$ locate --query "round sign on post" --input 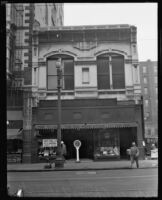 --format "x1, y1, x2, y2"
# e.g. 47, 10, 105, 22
73, 140, 81, 162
